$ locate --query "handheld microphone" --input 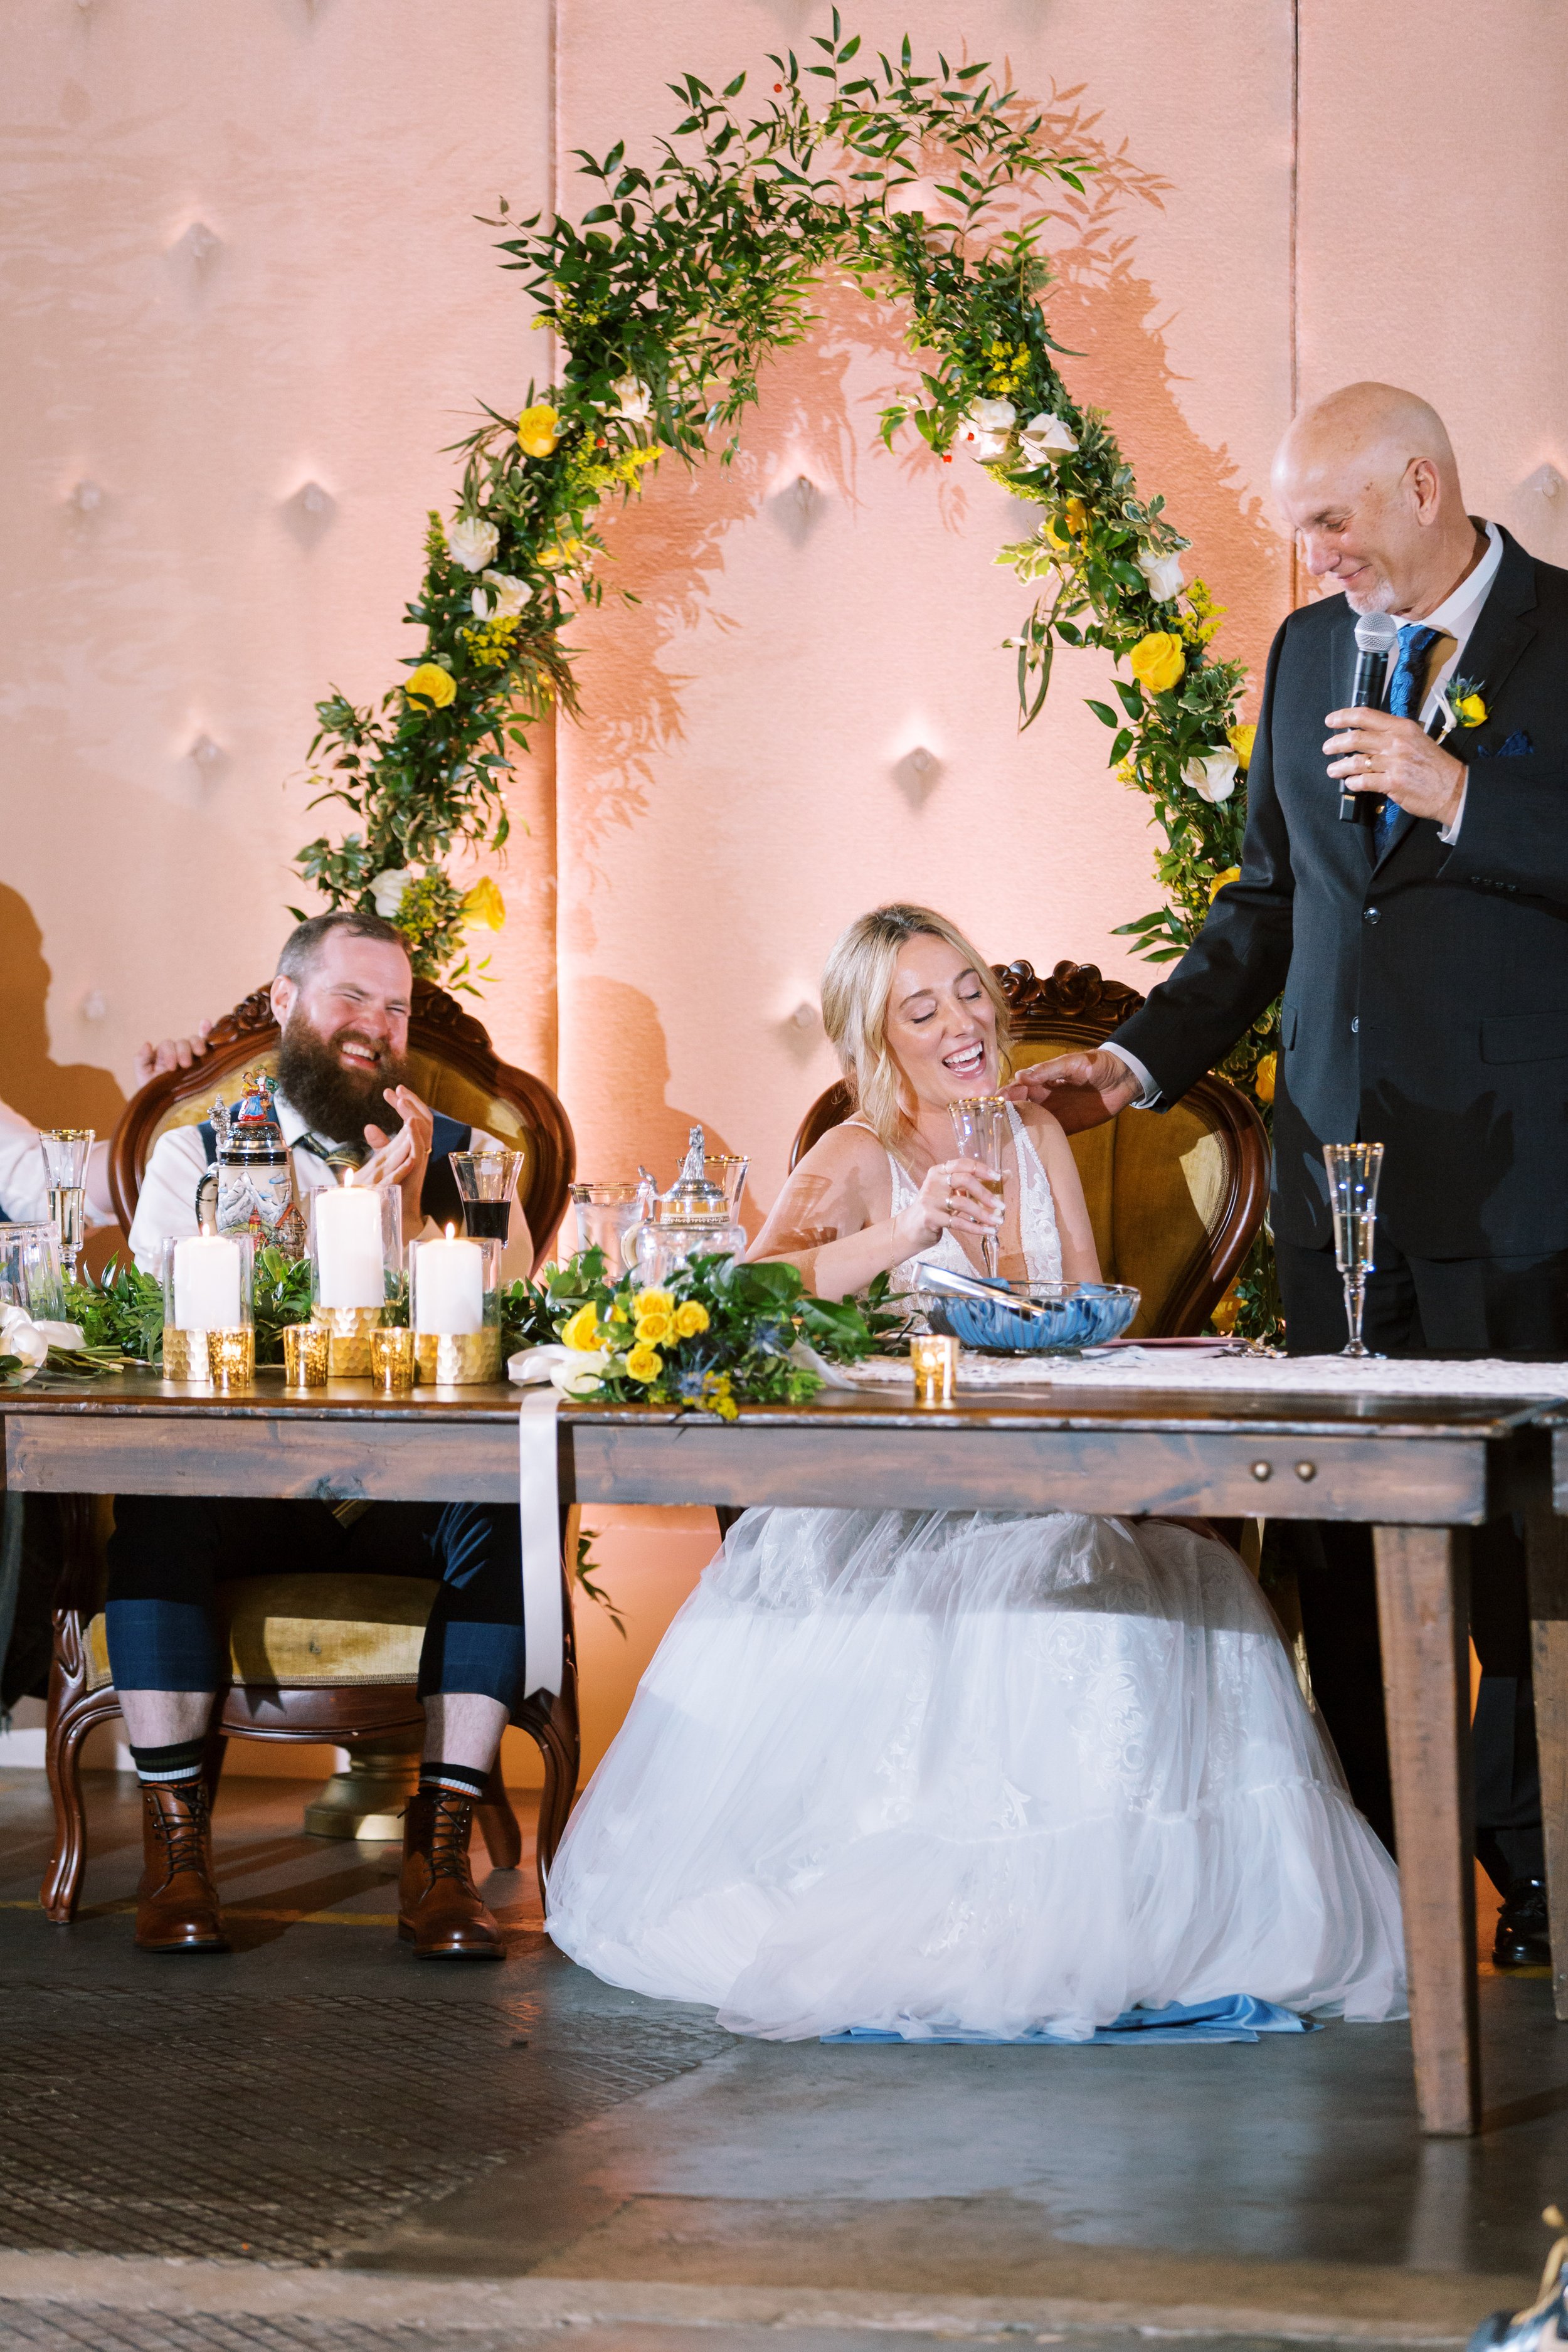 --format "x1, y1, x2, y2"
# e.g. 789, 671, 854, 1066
1337, 610, 1401, 825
